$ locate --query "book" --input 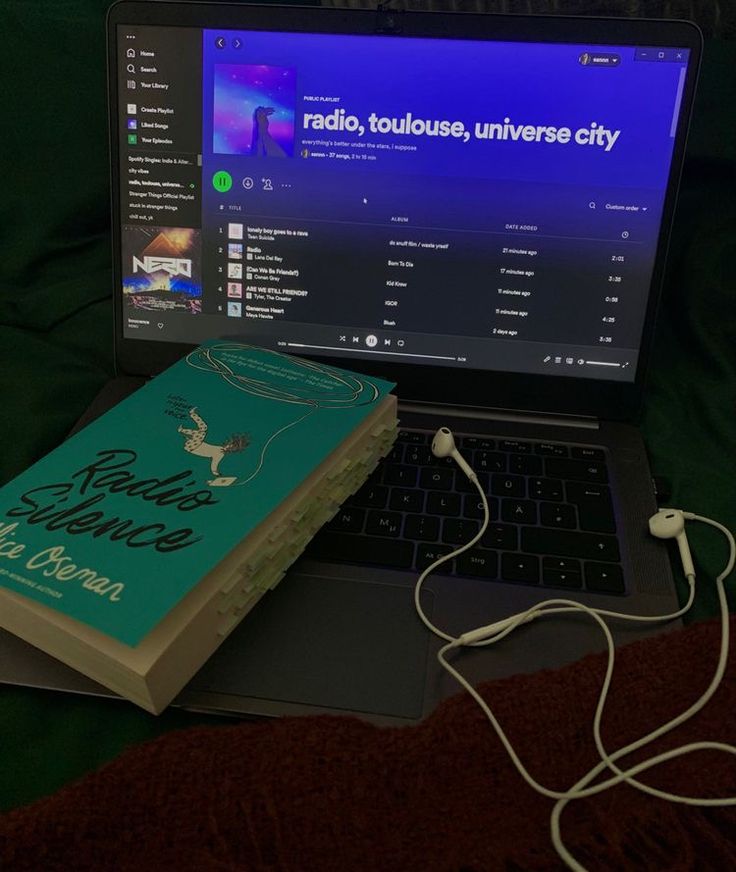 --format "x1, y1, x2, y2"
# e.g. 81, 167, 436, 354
0, 341, 397, 712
